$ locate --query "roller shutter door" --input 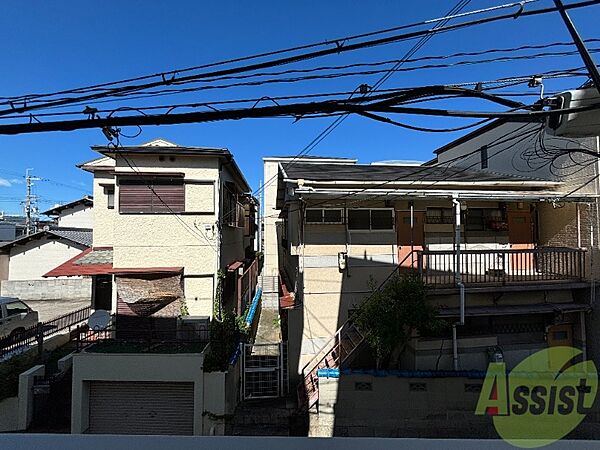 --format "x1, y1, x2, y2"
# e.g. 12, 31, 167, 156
88, 381, 194, 435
